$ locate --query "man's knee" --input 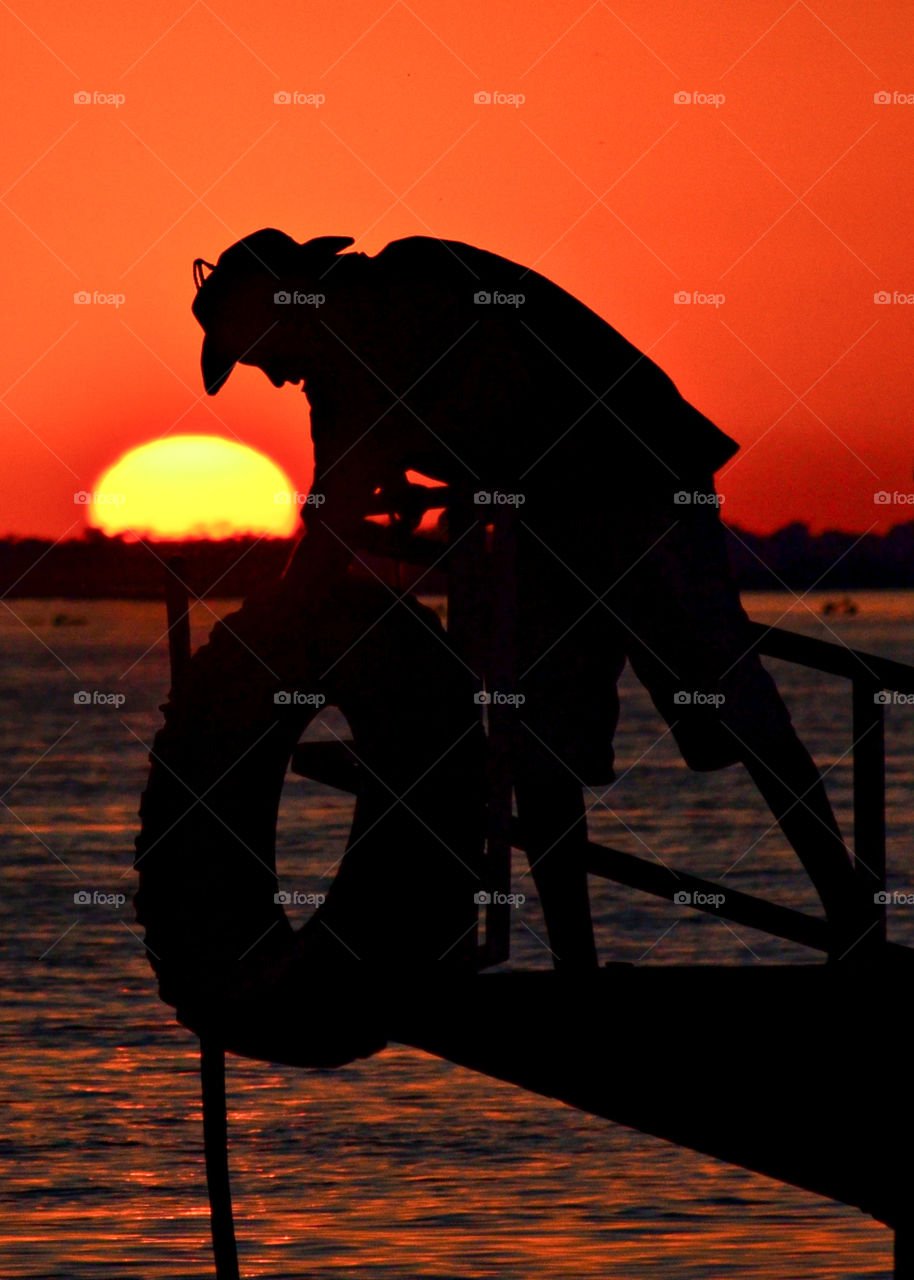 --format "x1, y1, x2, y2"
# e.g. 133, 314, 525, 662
716, 657, 797, 751
655, 655, 799, 771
